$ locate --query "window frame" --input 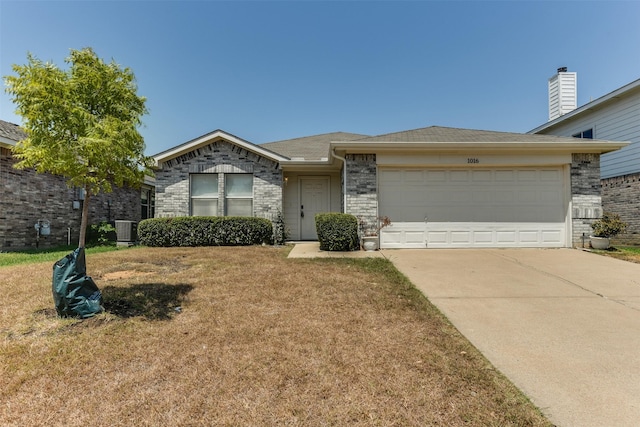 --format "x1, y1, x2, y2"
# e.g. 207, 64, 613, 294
190, 173, 219, 216
572, 128, 594, 139
141, 187, 155, 219
224, 173, 254, 217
